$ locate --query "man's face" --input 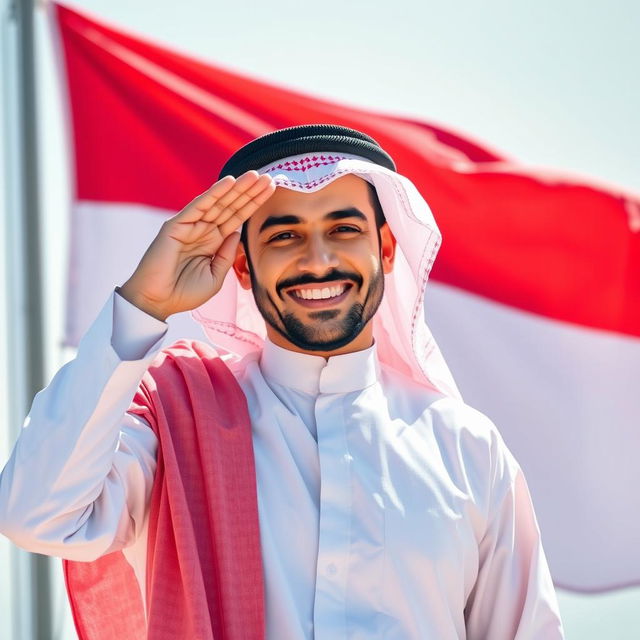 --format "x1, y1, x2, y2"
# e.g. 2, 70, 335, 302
233, 174, 396, 357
